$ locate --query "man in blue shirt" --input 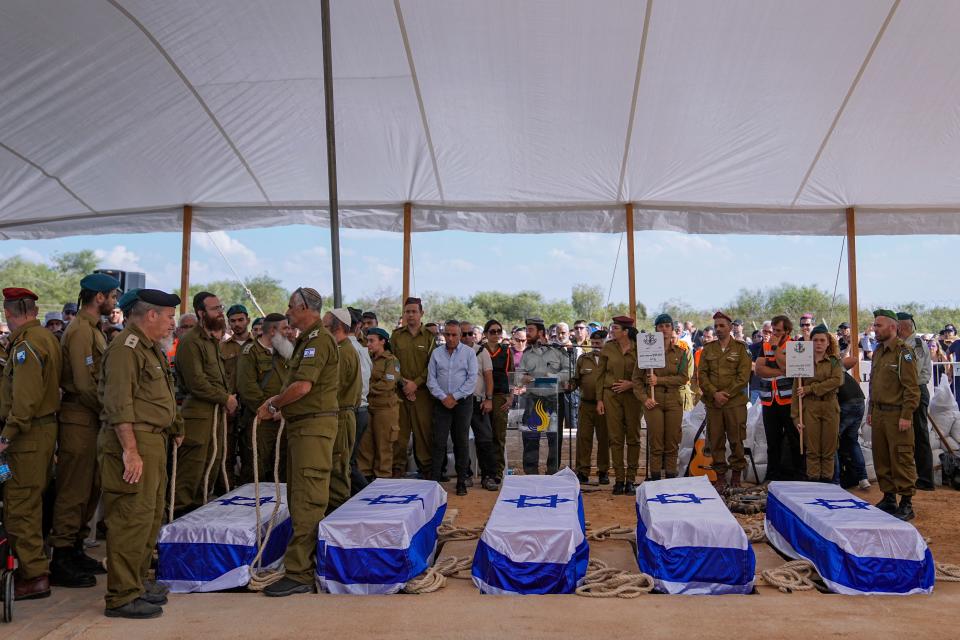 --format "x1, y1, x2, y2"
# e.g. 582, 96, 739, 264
427, 320, 478, 495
